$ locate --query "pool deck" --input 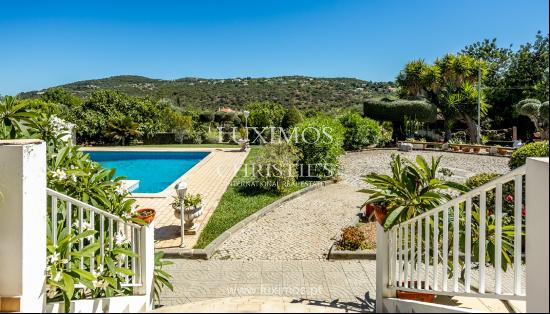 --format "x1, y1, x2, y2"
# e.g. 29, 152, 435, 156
83, 146, 249, 248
